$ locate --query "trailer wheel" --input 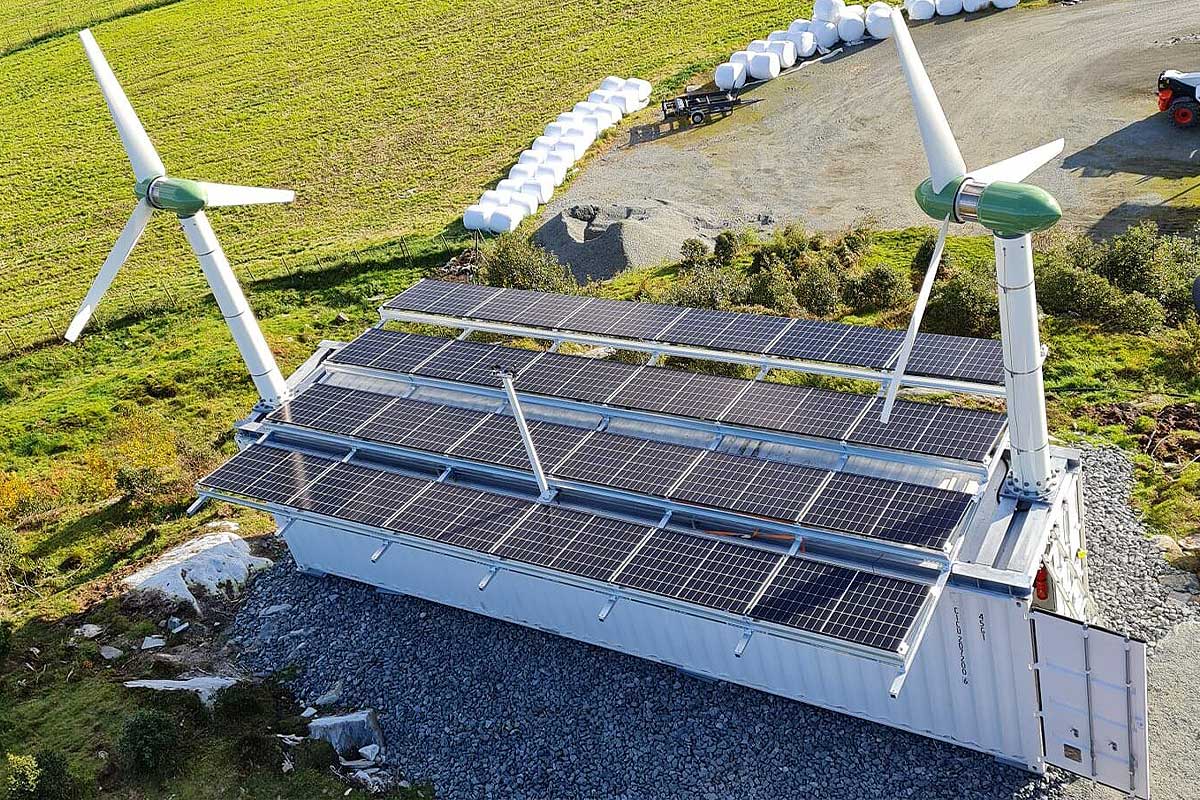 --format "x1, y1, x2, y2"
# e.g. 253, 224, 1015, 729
690, 111, 706, 125
1171, 100, 1199, 129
